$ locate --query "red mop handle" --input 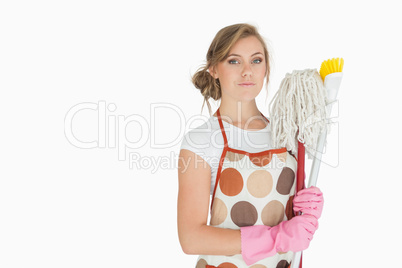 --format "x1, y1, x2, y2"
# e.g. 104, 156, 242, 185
294, 140, 305, 268
297, 140, 305, 193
